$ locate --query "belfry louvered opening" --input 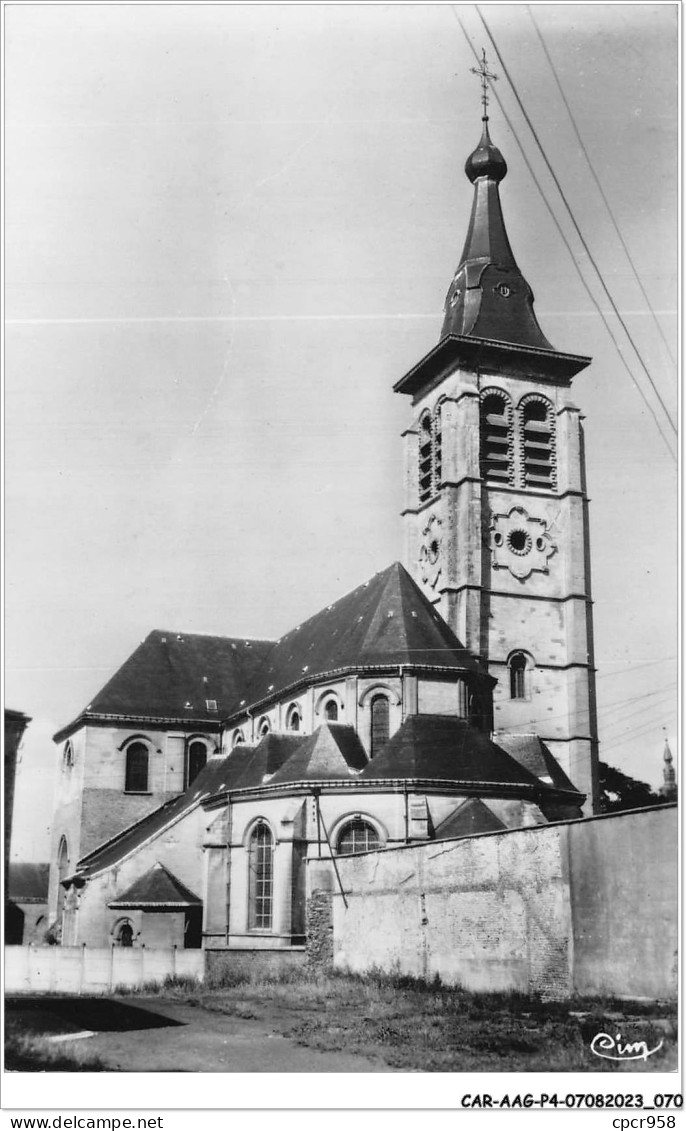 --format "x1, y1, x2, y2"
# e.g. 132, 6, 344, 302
418, 414, 433, 503
521, 399, 555, 488
433, 402, 443, 492
480, 392, 513, 484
